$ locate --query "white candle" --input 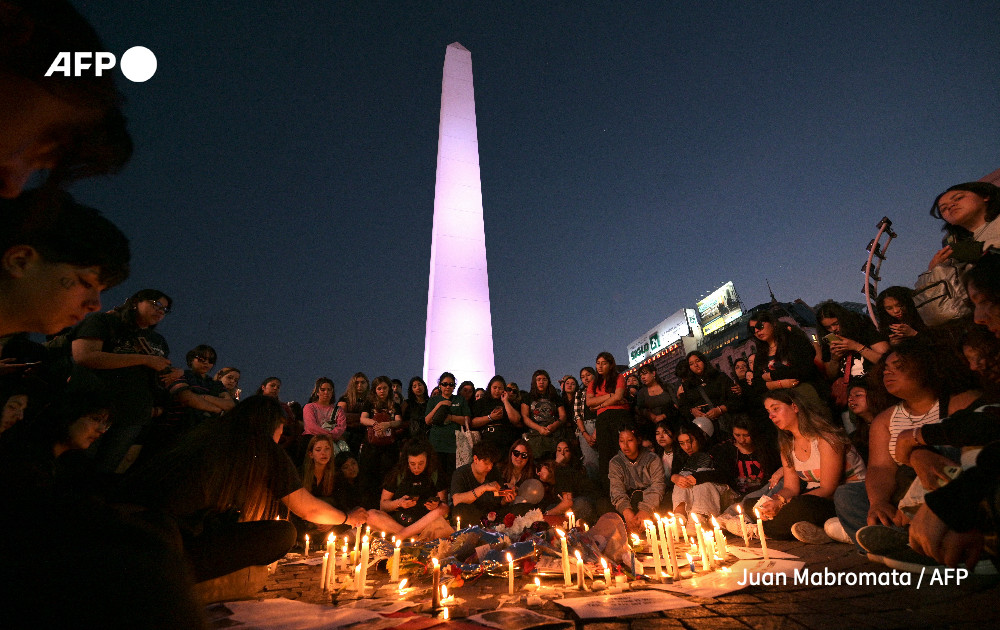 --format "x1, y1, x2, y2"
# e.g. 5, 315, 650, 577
678, 516, 689, 544
643, 521, 662, 581
567, 511, 575, 530
507, 552, 515, 595
456, 516, 461, 531
666, 518, 678, 578
737, 505, 749, 548
303, 534, 310, 557
326, 534, 335, 559
358, 535, 370, 596
557, 529, 572, 586
431, 558, 441, 609
704, 531, 716, 570
656, 517, 672, 577
353, 564, 362, 592
575, 550, 584, 590
692, 515, 708, 570
711, 516, 727, 559
326, 544, 336, 586
391, 539, 401, 582
755, 508, 769, 562
601, 557, 611, 585
320, 552, 329, 591
341, 543, 348, 570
